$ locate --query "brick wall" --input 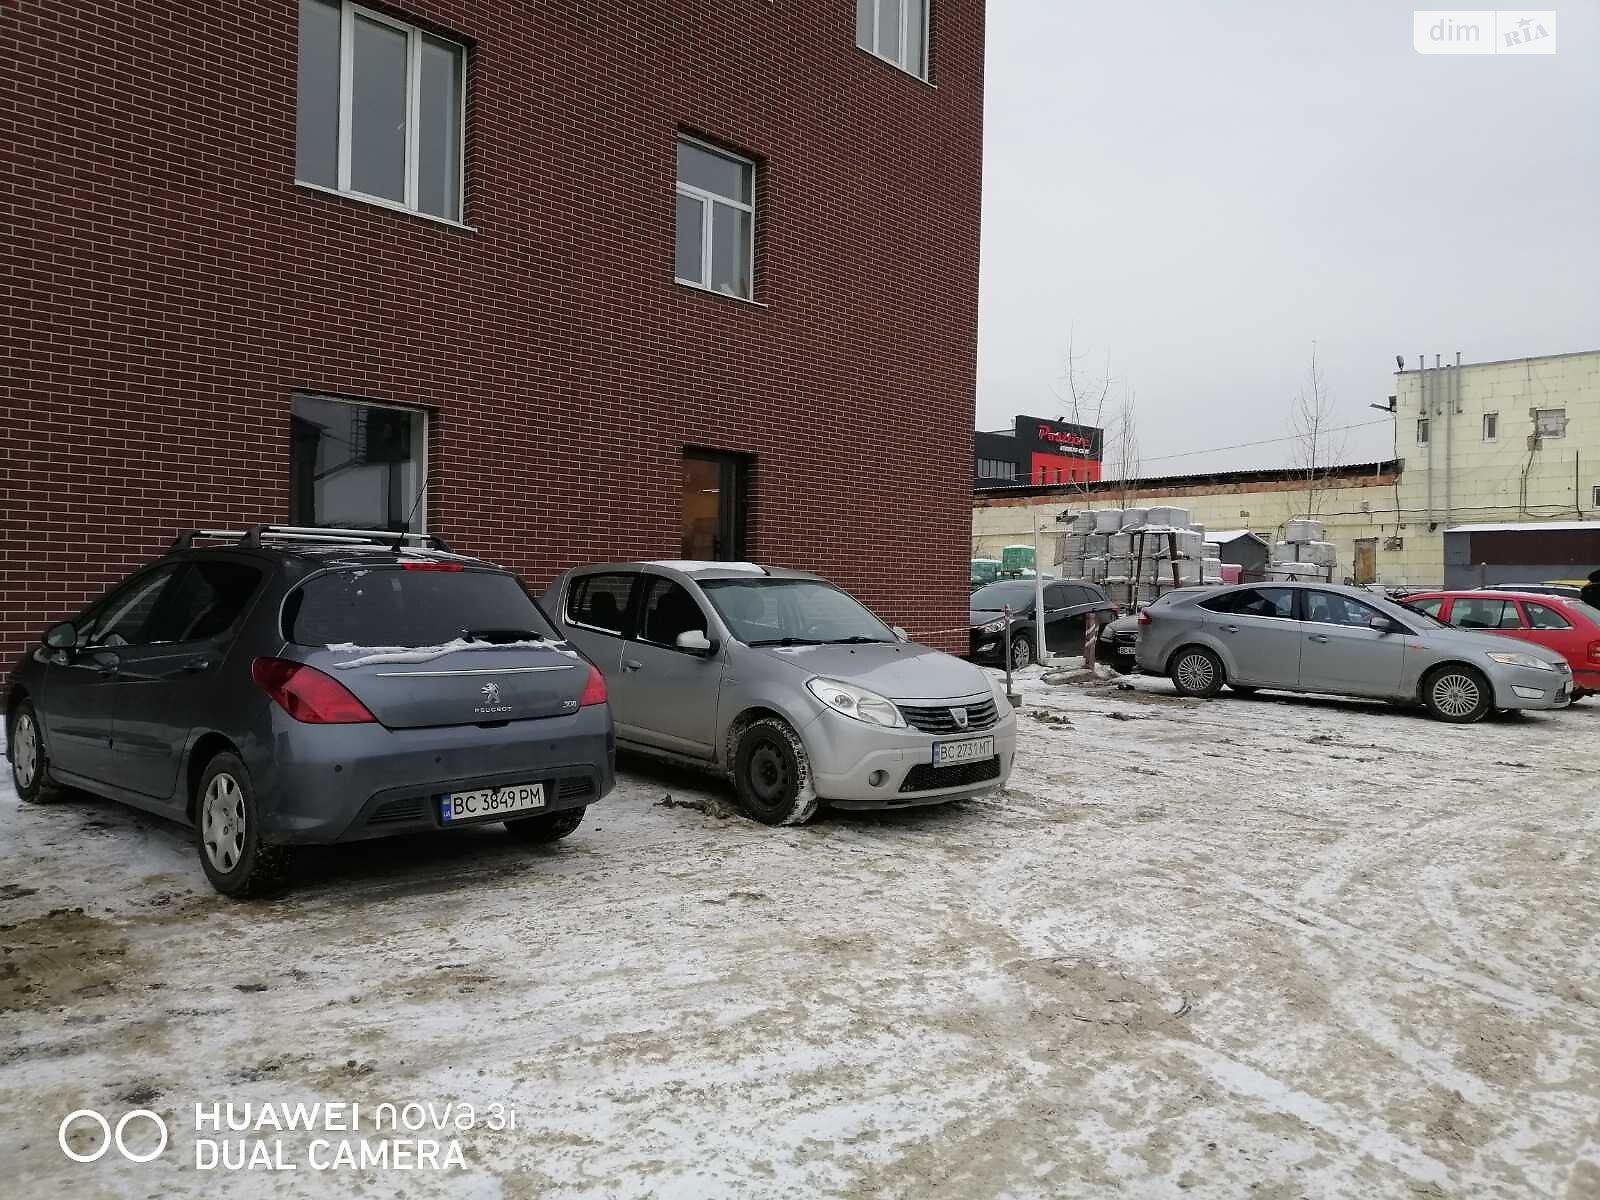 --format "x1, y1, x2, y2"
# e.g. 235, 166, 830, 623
1, 0, 986, 691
